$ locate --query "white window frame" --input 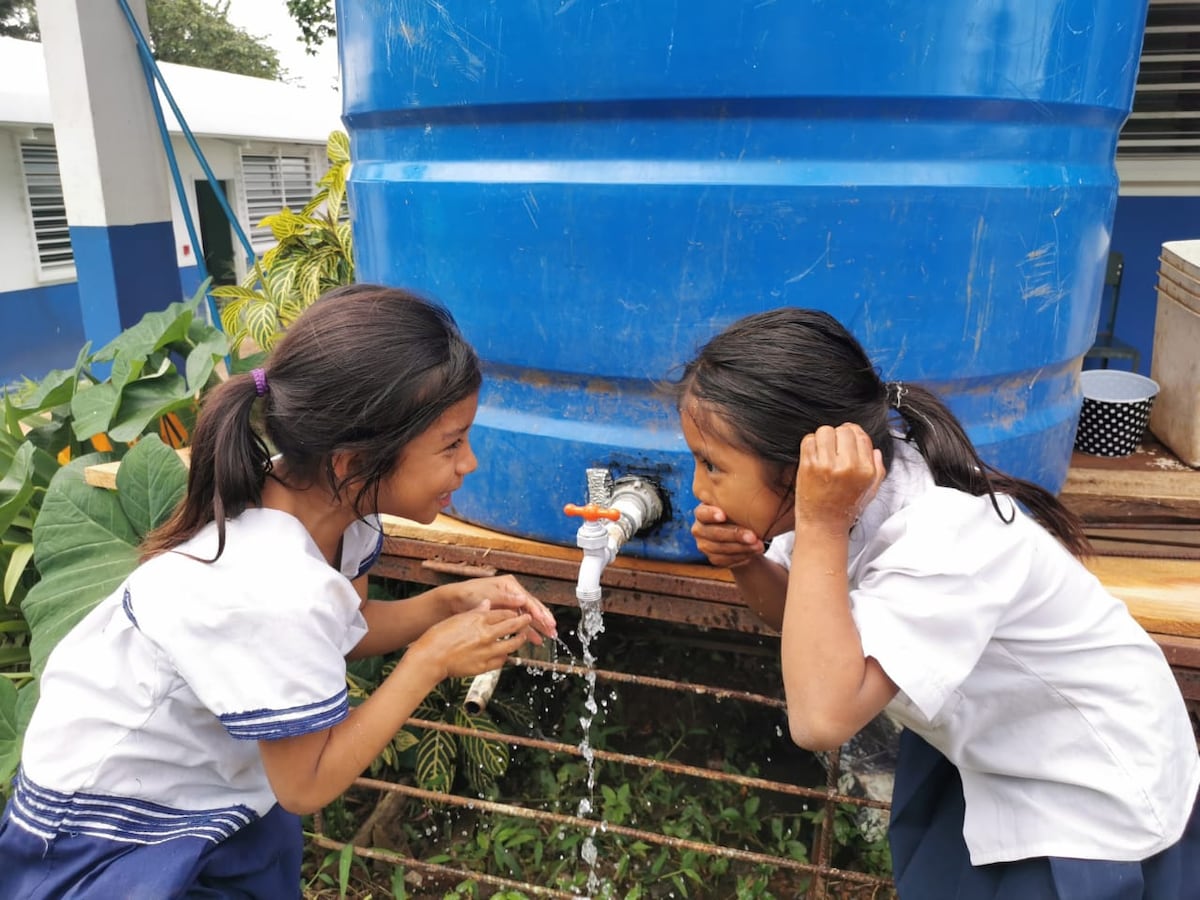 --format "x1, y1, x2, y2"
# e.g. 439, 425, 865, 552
239, 147, 322, 252
17, 137, 76, 280
1118, 0, 1200, 194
